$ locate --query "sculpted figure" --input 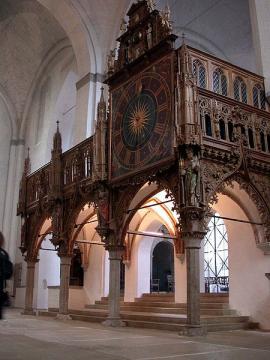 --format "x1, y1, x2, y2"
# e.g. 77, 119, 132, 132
147, 0, 156, 11
107, 50, 115, 73
185, 151, 201, 206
